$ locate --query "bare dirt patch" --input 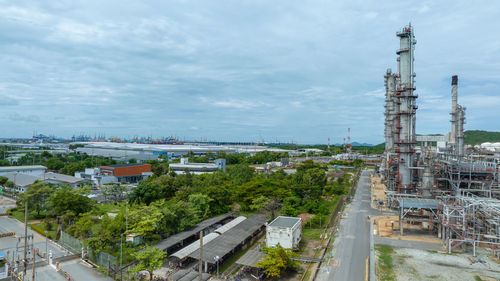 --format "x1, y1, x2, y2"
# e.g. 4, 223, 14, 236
389, 247, 500, 281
